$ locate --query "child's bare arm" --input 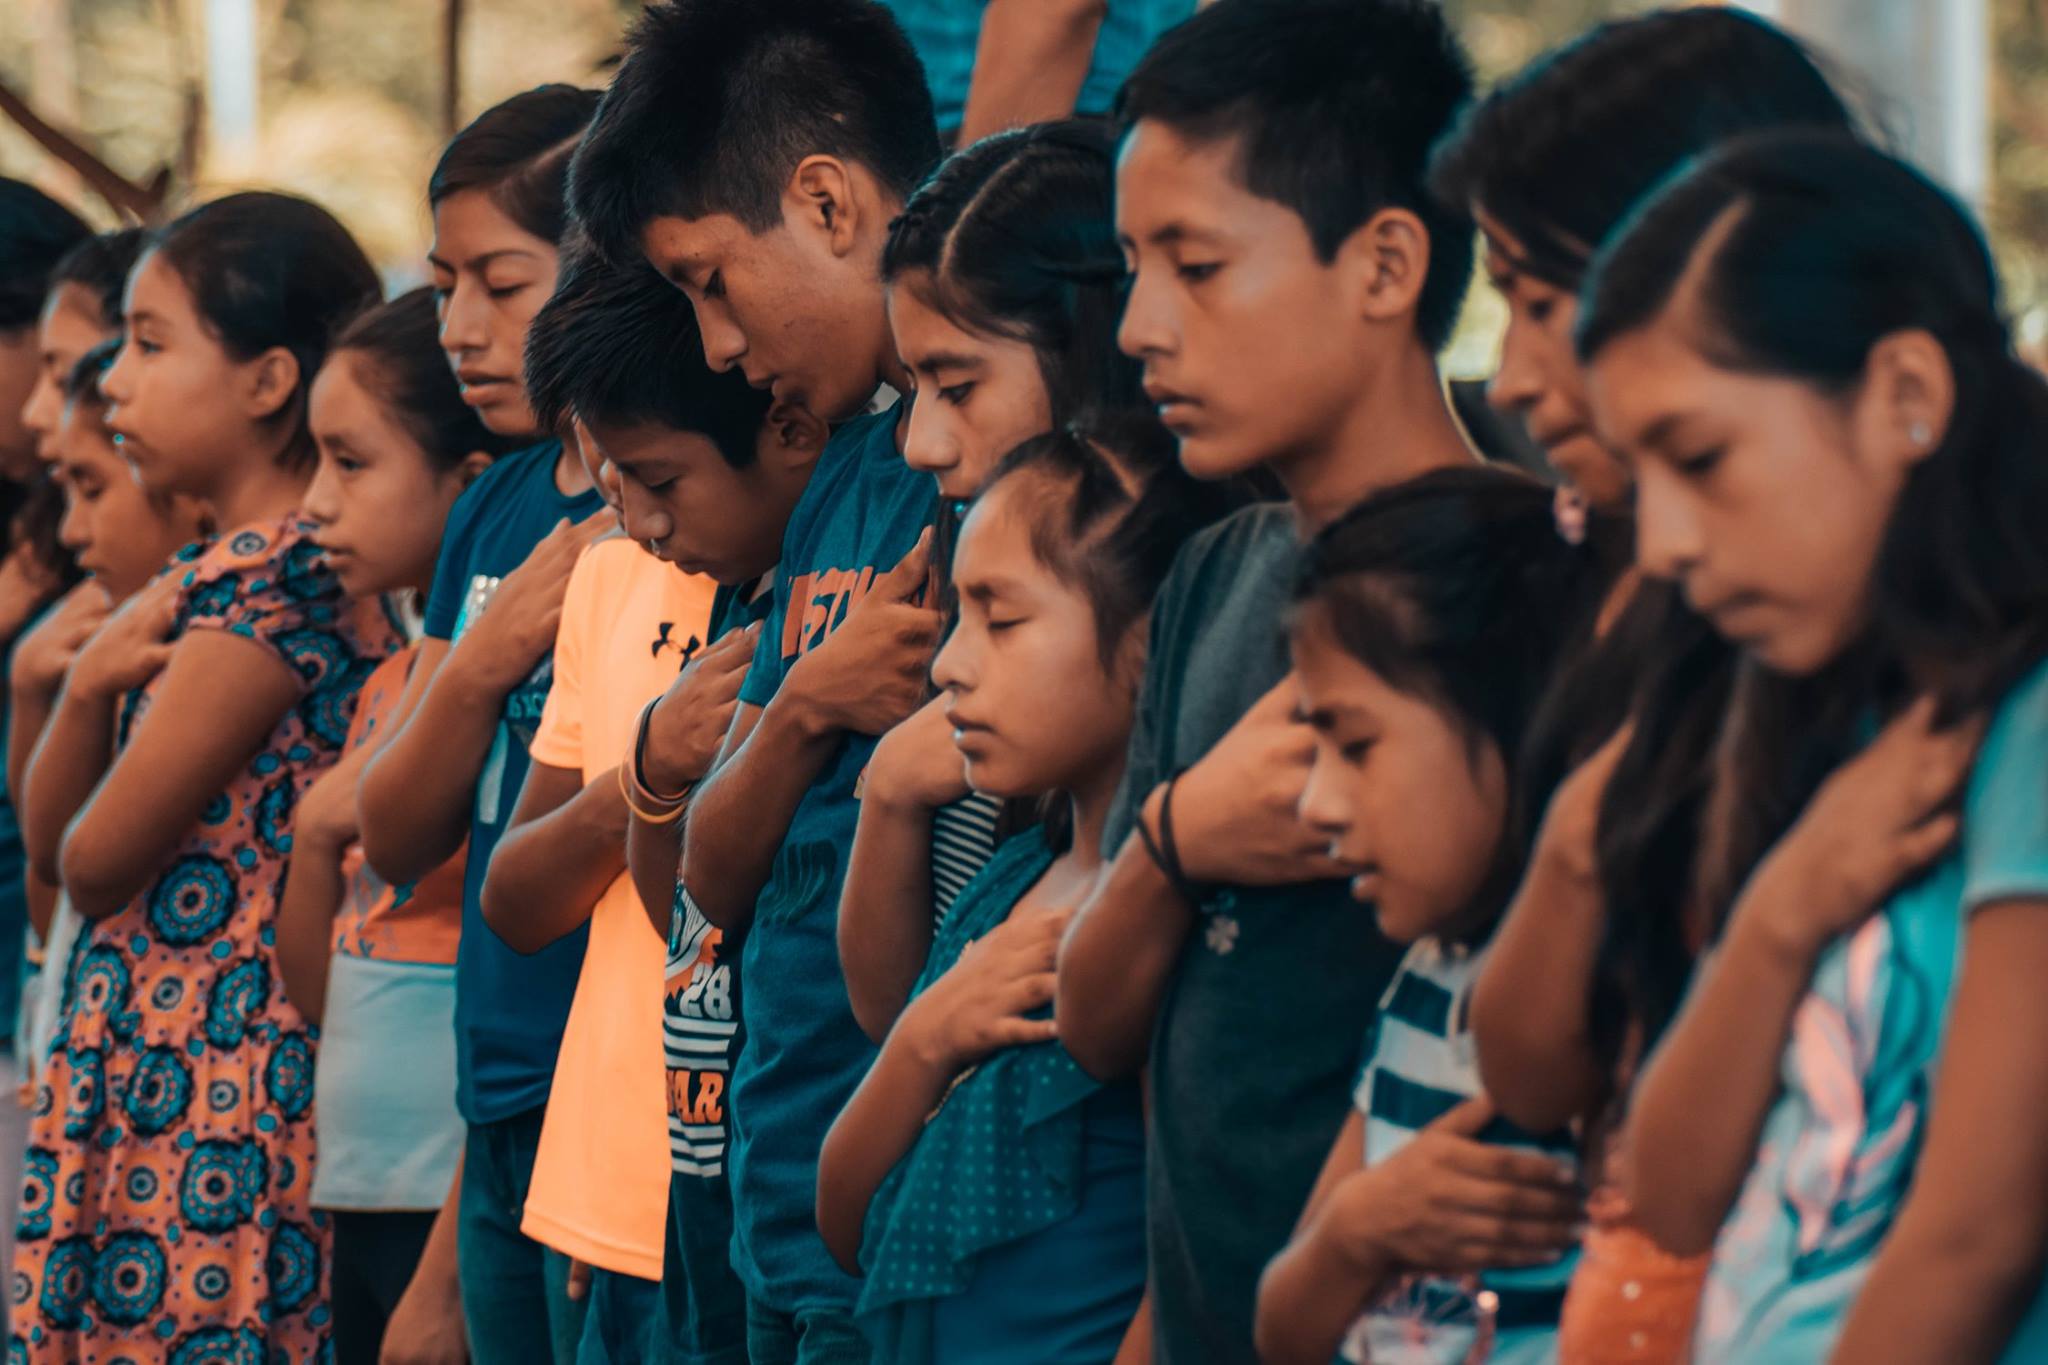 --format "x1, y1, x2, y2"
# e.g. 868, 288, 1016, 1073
482, 761, 625, 955
1258, 1099, 1580, 1365
1472, 729, 1632, 1131
274, 748, 371, 1022
1828, 899, 2048, 1362
840, 697, 968, 1041
1627, 700, 1976, 1252
685, 535, 937, 931
60, 629, 302, 918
